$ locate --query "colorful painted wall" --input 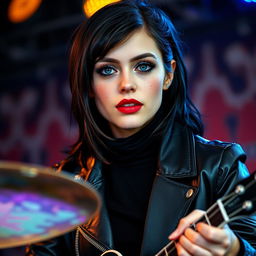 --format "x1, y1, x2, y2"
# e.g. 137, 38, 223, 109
1, 27, 255, 172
